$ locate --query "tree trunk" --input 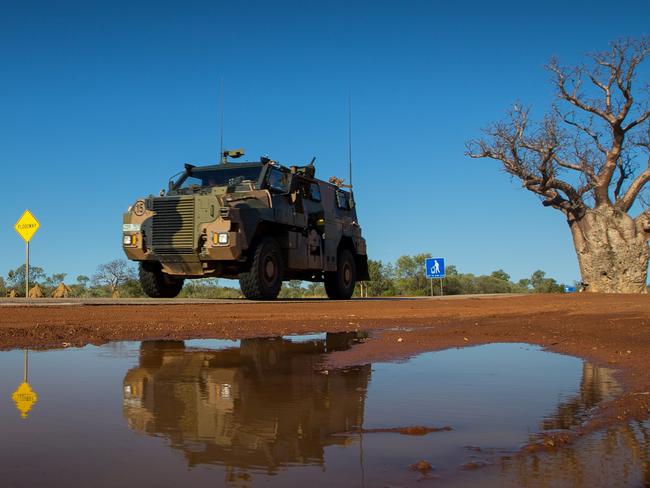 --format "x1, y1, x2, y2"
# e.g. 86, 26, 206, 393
569, 207, 648, 293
